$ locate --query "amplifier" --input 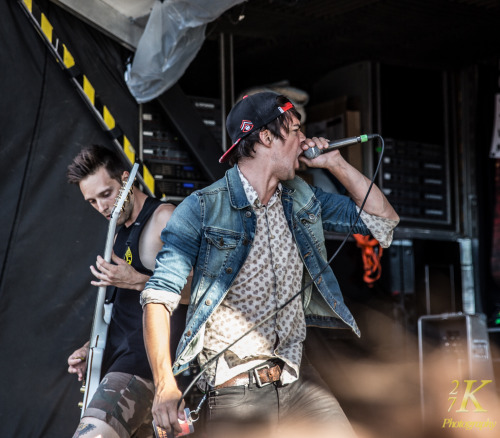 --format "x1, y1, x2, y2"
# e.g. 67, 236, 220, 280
418, 313, 497, 426
189, 95, 223, 146
189, 95, 221, 112
143, 128, 179, 144
155, 179, 208, 197
379, 138, 453, 228
143, 147, 191, 163
383, 239, 415, 296
149, 163, 205, 181
142, 100, 210, 198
